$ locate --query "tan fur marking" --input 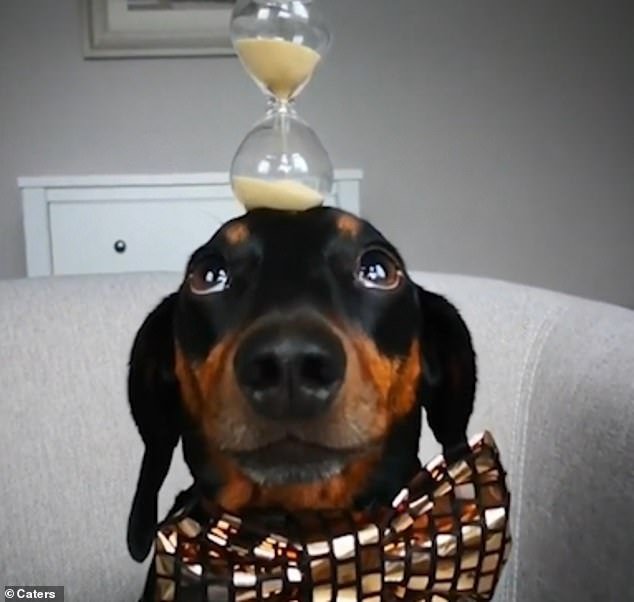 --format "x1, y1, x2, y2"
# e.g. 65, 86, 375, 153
225, 222, 249, 245
351, 336, 398, 402
390, 339, 422, 418
174, 345, 204, 417
336, 214, 361, 237
349, 335, 420, 418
